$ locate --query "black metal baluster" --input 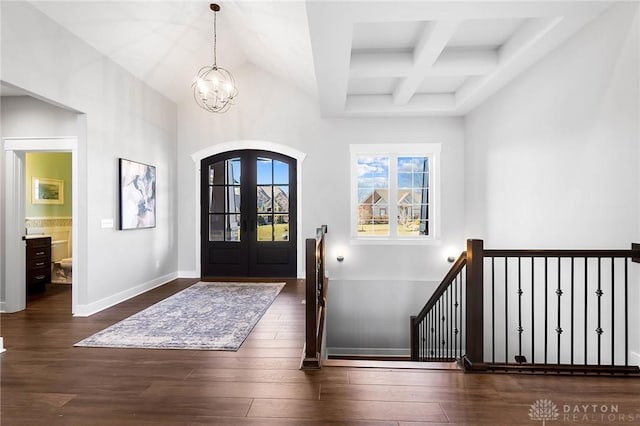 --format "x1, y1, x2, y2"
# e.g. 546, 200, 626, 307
427, 305, 436, 358
611, 257, 615, 366
570, 257, 574, 365
556, 257, 562, 365
445, 288, 449, 360
435, 297, 442, 359
447, 286, 453, 359
424, 313, 427, 360
443, 291, 447, 360
531, 257, 535, 364
425, 309, 428, 360
625, 258, 628, 367
458, 273, 462, 358
544, 257, 548, 365
505, 257, 508, 365
441, 295, 445, 360
460, 269, 464, 359
448, 284, 452, 360
491, 257, 495, 364
430, 303, 434, 359
597, 258, 602, 366
433, 299, 437, 360
422, 315, 426, 360
454, 275, 458, 358
584, 258, 588, 366
518, 257, 523, 362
